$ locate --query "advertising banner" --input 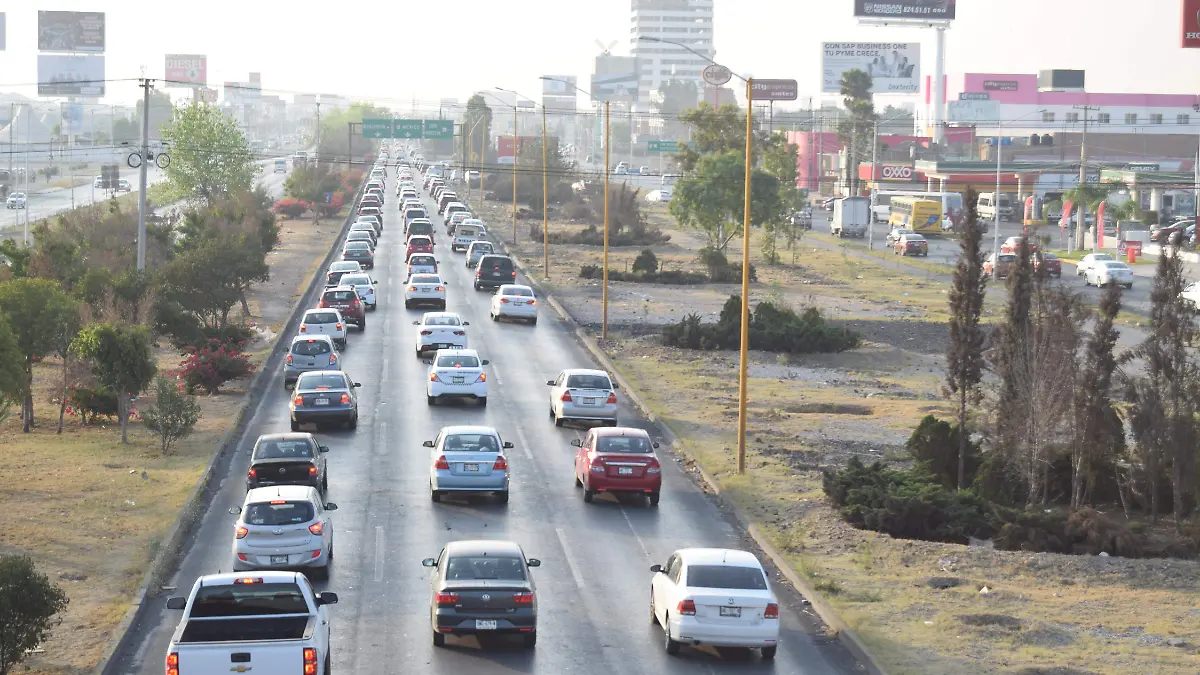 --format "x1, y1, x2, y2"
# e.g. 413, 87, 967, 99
542, 75, 578, 95
822, 43, 920, 93
62, 103, 84, 134
982, 79, 1019, 91
854, 0, 955, 20
498, 135, 537, 159
590, 73, 638, 102
1183, 0, 1200, 47
165, 54, 207, 87
38, 55, 105, 96
38, 11, 105, 52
